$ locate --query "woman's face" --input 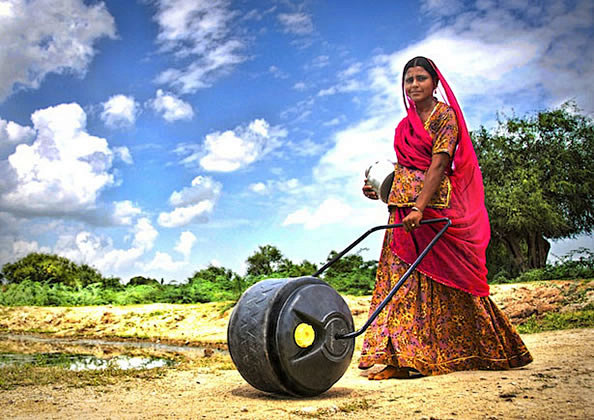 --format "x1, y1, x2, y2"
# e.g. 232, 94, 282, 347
404, 66, 435, 104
